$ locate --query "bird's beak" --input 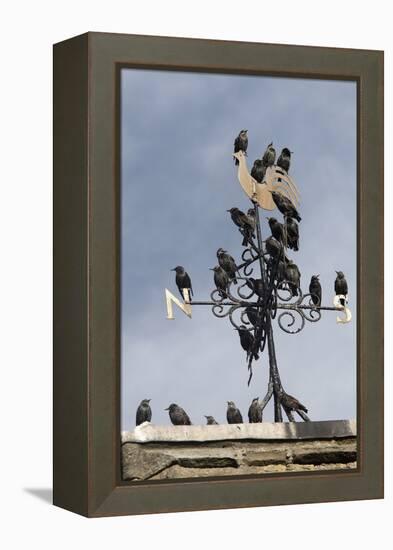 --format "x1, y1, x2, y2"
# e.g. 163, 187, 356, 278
209, 268, 214, 271
335, 271, 339, 274
170, 268, 176, 271
226, 209, 231, 212
147, 399, 151, 402
164, 407, 169, 411
317, 274, 320, 278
